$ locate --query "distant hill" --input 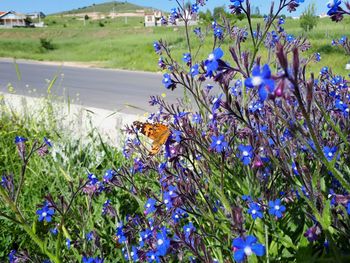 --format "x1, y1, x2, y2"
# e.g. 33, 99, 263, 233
53, 1, 152, 15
